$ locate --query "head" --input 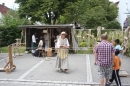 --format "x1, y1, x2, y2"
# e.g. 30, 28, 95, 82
115, 49, 120, 56
126, 18, 128, 20
61, 31, 67, 39
114, 39, 120, 45
101, 34, 108, 40
40, 36, 44, 40
33, 32, 37, 35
